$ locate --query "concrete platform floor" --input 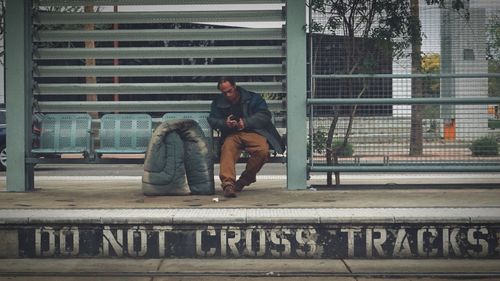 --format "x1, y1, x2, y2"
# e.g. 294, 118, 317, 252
0, 172, 500, 208
1, 172, 500, 280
